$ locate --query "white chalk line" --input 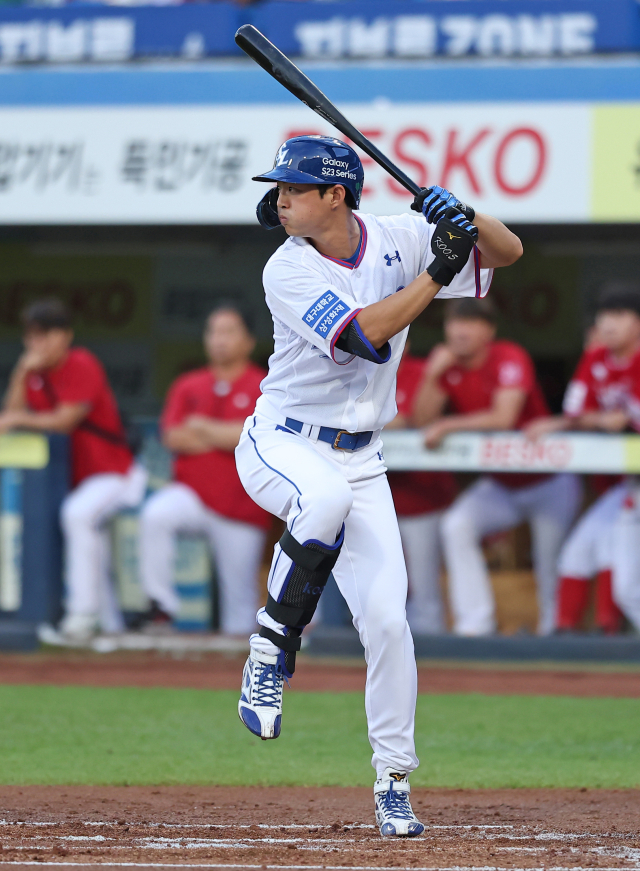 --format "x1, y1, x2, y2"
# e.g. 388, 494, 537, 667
1, 864, 640, 871
0, 822, 514, 831
0, 862, 638, 871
